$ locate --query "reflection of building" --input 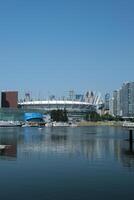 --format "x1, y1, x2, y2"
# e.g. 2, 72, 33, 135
1, 91, 18, 108
0, 145, 17, 158
0, 131, 17, 159
18, 127, 119, 162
